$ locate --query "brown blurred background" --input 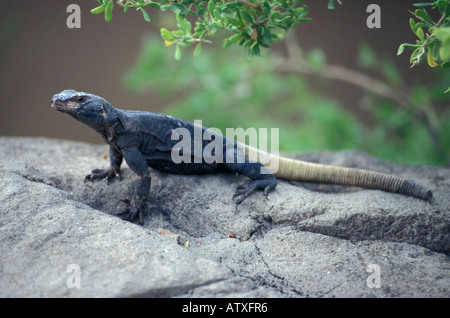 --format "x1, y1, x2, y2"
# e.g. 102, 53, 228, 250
0, 0, 428, 144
